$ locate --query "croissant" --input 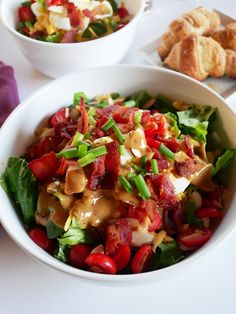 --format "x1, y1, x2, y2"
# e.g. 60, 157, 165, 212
210, 23, 236, 51
163, 34, 236, 81
158, 7, 220, 60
